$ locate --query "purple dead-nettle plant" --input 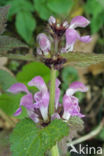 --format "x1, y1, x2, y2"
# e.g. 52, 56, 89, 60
8, 15, 91, 124
9, 15, 91, 156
